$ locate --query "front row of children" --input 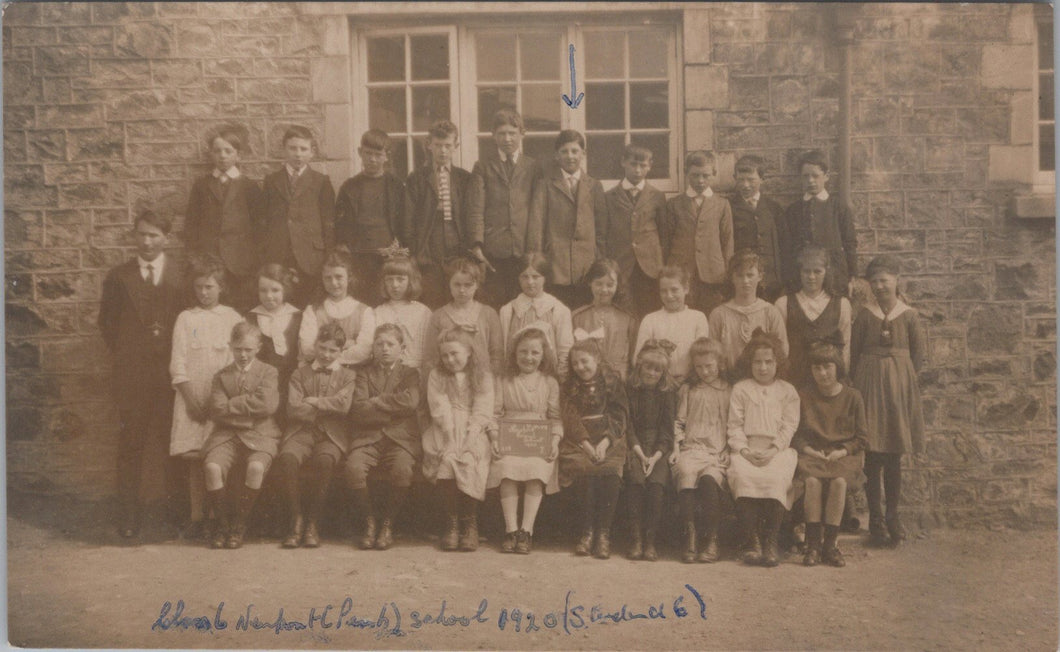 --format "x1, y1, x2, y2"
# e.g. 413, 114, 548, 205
175, 250, 917, 569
